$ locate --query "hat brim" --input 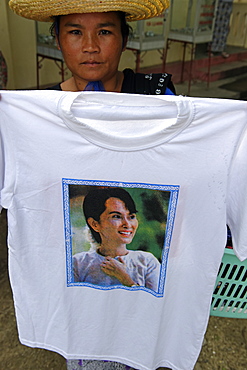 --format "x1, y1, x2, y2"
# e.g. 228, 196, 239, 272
9, 0, 169, 22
